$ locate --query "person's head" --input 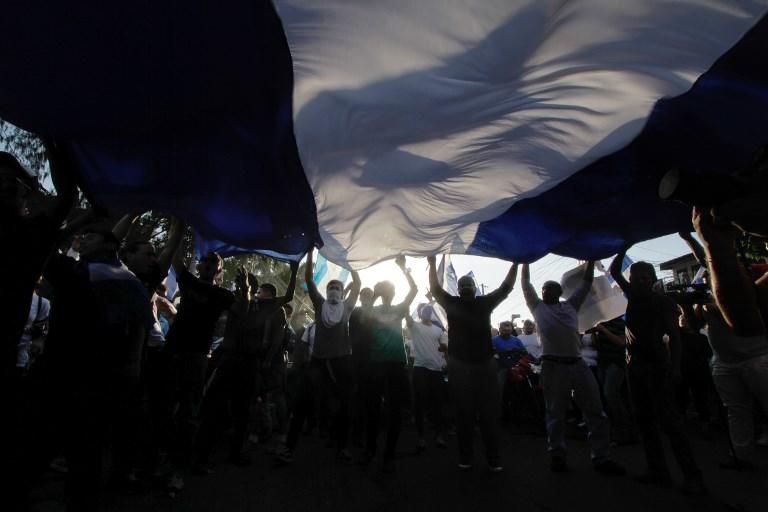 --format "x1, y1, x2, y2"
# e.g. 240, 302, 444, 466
197, 252, 223, 283
419, 304, 434, 324
326, 279, 344, 304
257, 283, 277, 301
120, 240, 158, 278
0, 151, 36, 213
77, 229, 120, 262
499, 320, 514, 337
629, 261, 657, 296
283, 303, 294, 320
541, 281, 563, 305
458, 275, 476, 299
523, 319, 535, 335
359, 287, 374, 307
374, 280, 396, 305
